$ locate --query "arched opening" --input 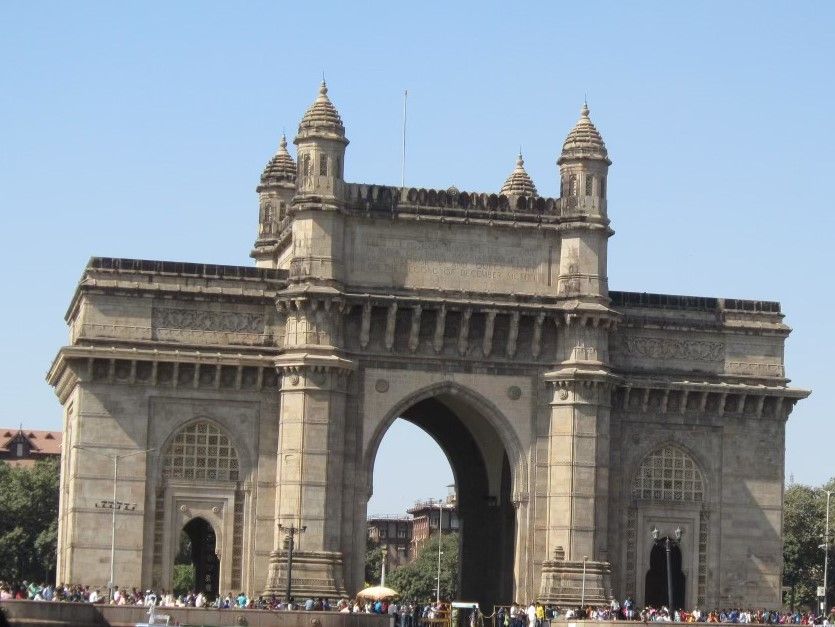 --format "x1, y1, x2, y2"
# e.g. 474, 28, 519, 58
369, 392, 516, 610
181, 517, 219, 598
645, 539, 685, 610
